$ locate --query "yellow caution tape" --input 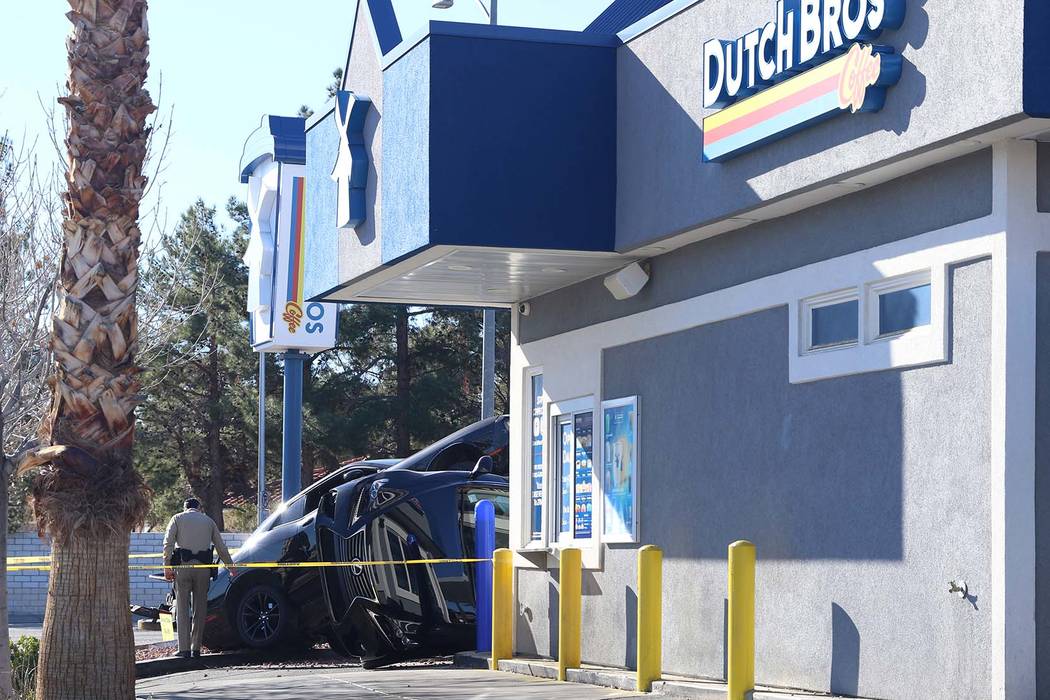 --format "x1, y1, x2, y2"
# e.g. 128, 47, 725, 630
7, 557, 491, 572
6, 549, 242, 565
